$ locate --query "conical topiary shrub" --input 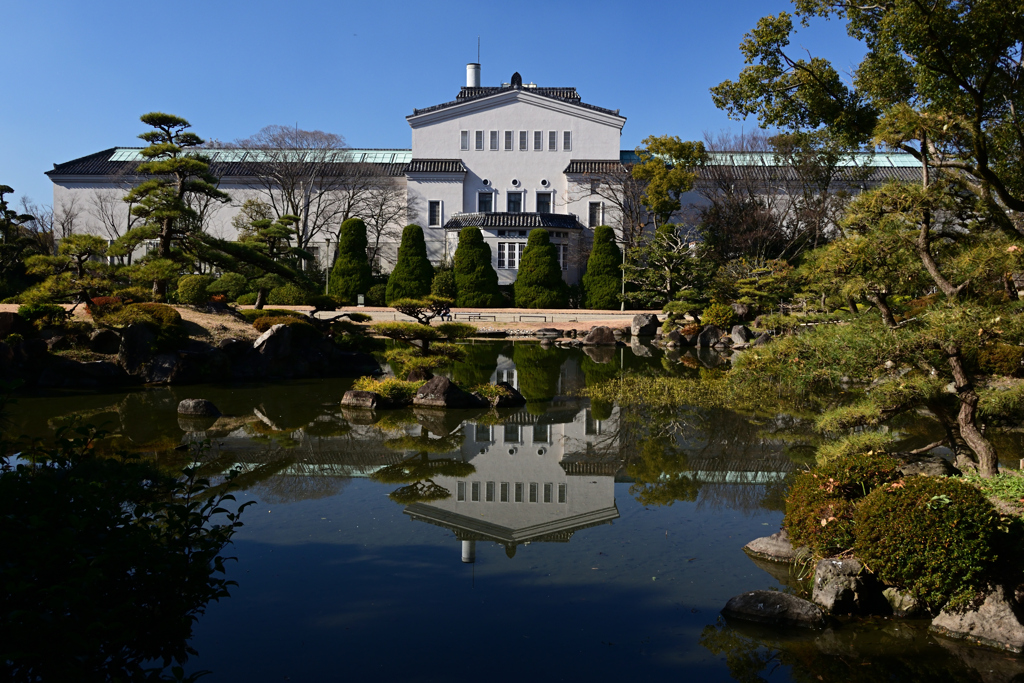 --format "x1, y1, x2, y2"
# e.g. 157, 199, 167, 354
329, 217, 372, 304
582, 225, 622, 309
514, 229, 569, 308
386, 224, 434, 304
454, 227, 503, 307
